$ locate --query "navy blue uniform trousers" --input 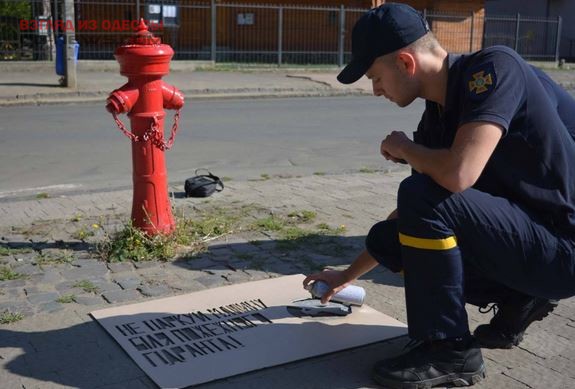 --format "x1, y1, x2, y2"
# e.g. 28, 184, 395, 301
366, 173, 575, 341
